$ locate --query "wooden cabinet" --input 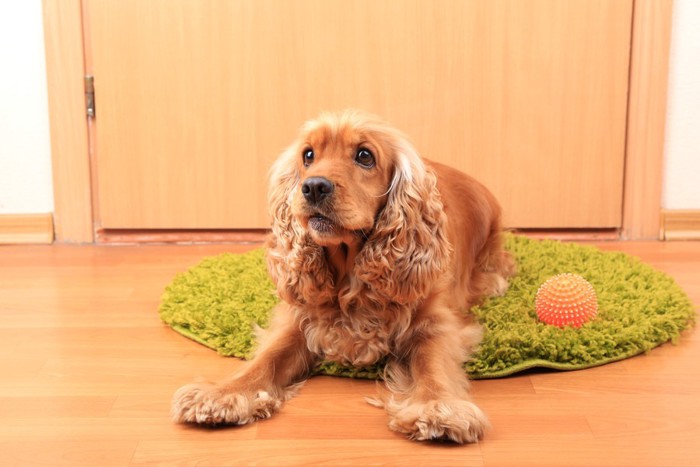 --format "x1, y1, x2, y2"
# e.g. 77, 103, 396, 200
83, 0, 634, 231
